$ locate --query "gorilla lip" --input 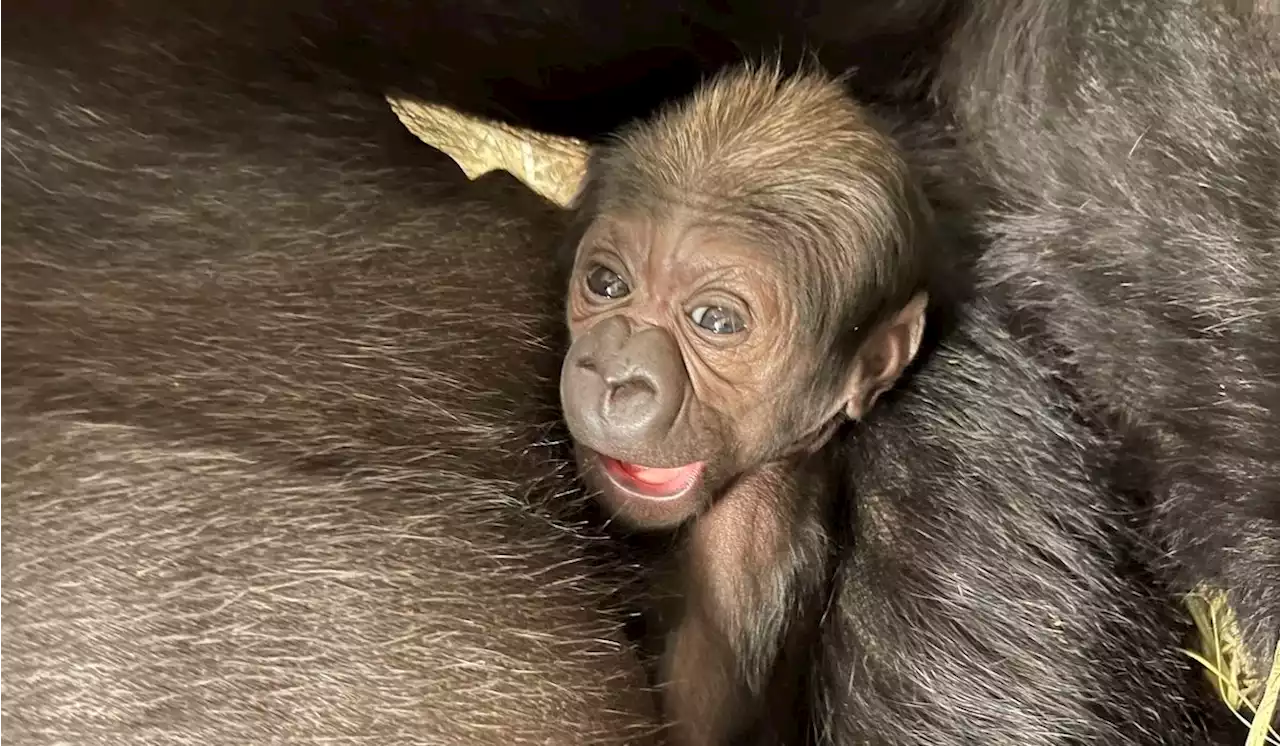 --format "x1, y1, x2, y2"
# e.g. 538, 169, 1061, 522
601, 456, 704, 499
